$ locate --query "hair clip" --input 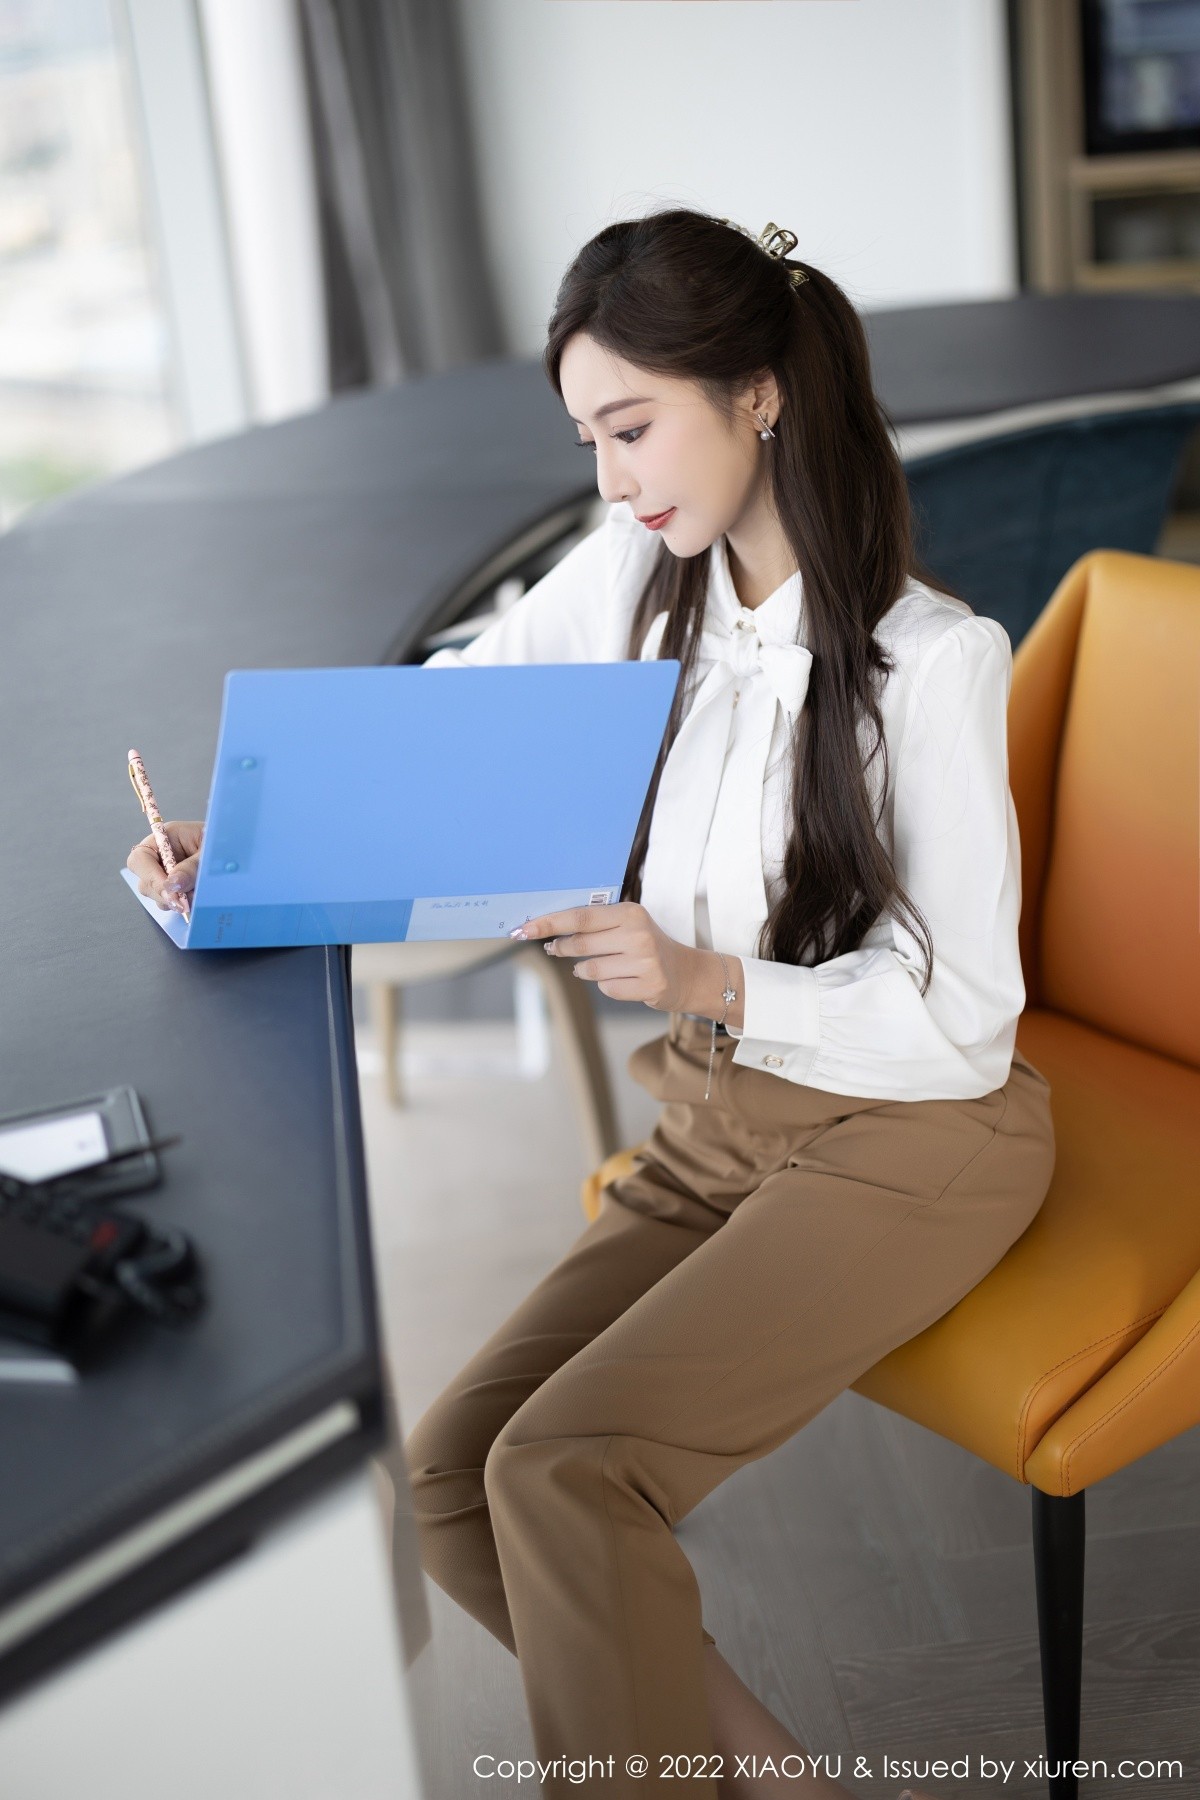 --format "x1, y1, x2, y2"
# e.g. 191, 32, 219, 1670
717, 217, 809, 287
757, 222, 798, 260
